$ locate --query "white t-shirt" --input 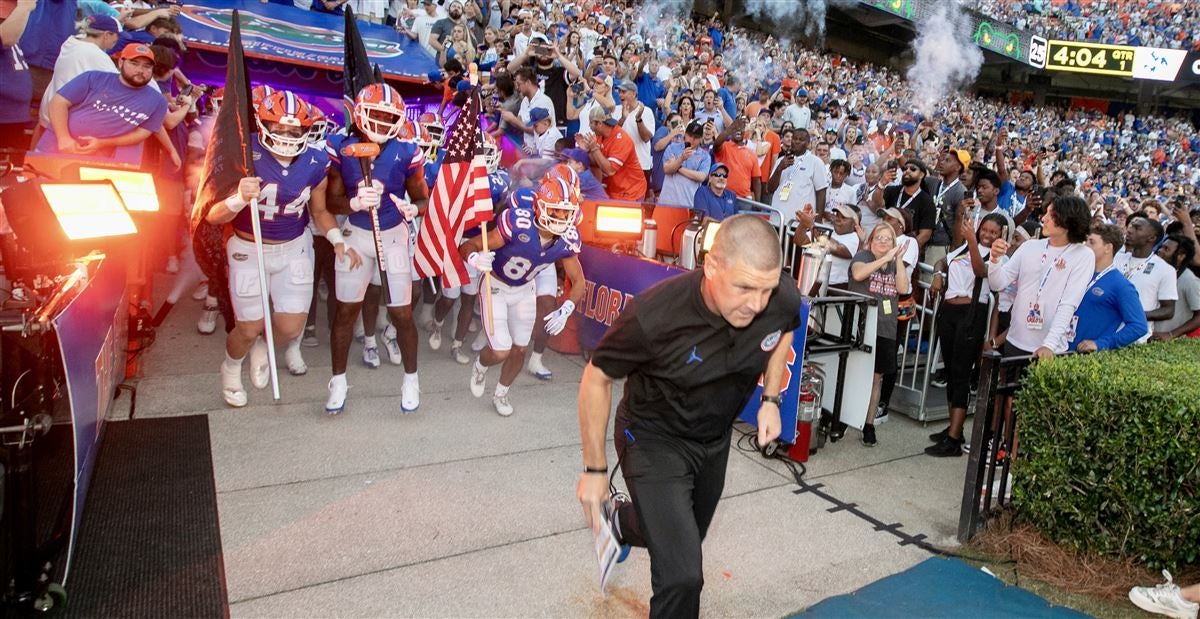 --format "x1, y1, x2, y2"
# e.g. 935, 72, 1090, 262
828, 230, 860, 286
518, 90, 557, 129
412, 13, 440, 56
524, 125, 562, 159
1113, 251, 1178, 313
768, 150, 828, 220
574, 99, 619, 139
826, 182, 857, 211
620, 104, 655, 170
898, 233, 919, 269
40, 37, 120, 128
987, 239, 1096, 354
